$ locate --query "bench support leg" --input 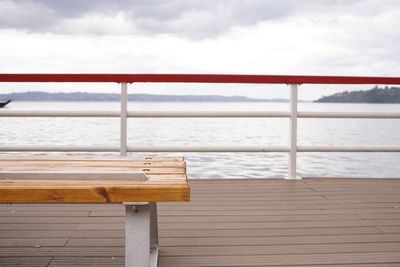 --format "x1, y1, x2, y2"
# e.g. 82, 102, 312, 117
124, 202, 159, 267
